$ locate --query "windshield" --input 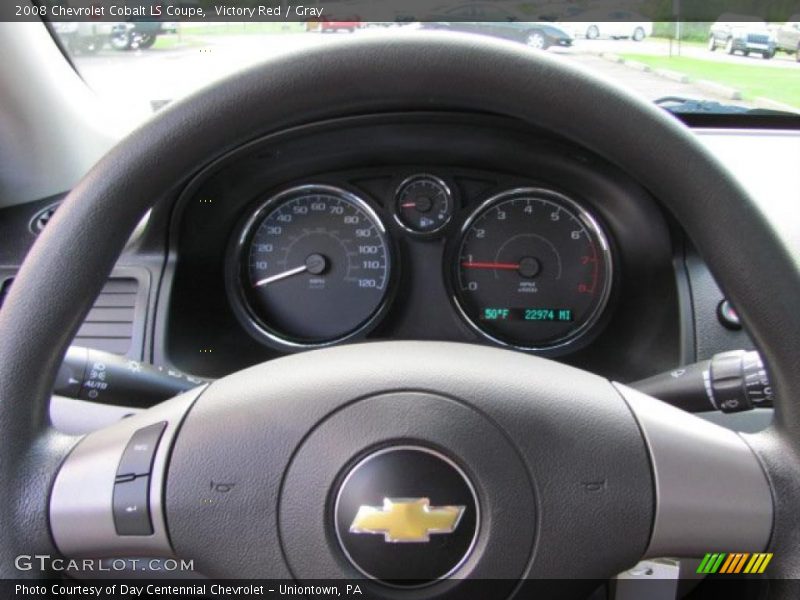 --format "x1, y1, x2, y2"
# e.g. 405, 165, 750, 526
51, 20, 800, 124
